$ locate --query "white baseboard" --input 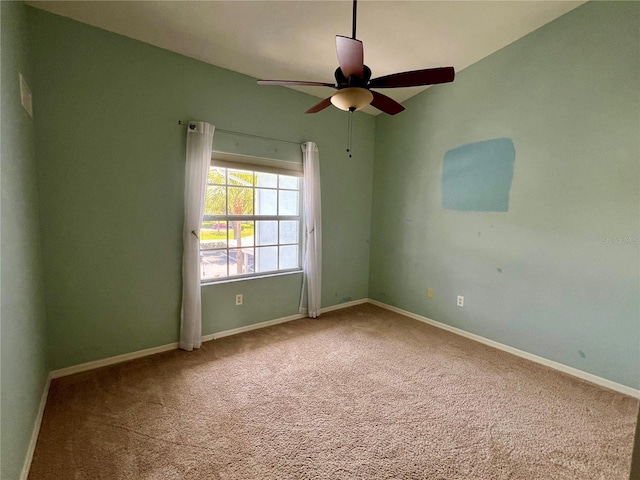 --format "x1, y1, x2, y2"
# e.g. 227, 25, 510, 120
49, 342, 179, 379
368, 299, 640, 399
20, 374, 51, 480
205, 313, 305, 341
320, 297, 369, 313
205, 298, 369, 340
